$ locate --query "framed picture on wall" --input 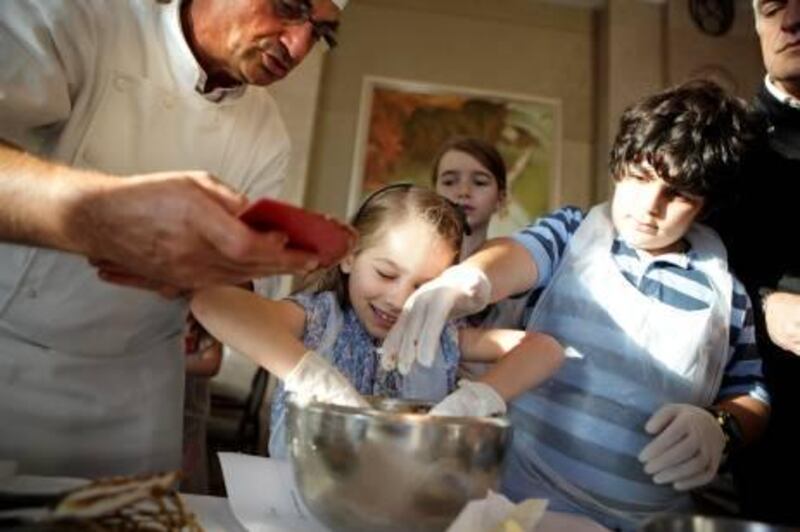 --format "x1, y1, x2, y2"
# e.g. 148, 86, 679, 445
349, 75, 562, 237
